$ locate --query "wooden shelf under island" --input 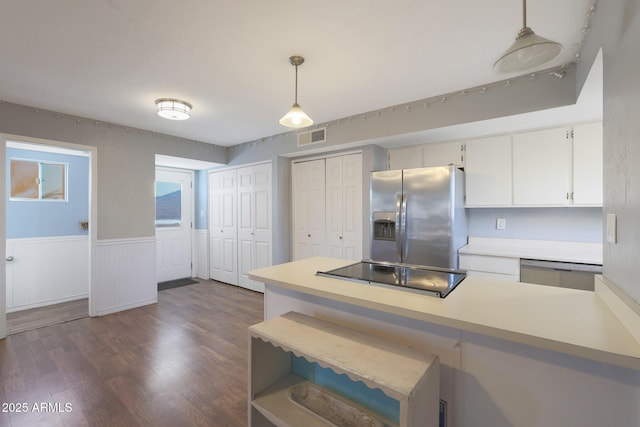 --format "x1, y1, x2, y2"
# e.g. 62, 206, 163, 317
248, 311, 440, 427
